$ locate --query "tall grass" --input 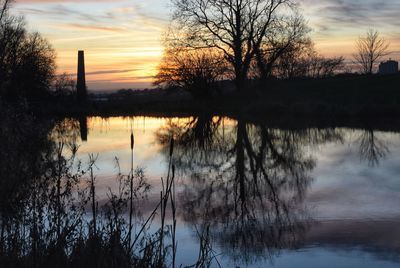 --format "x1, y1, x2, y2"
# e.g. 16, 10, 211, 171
0, 105, 225, 267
